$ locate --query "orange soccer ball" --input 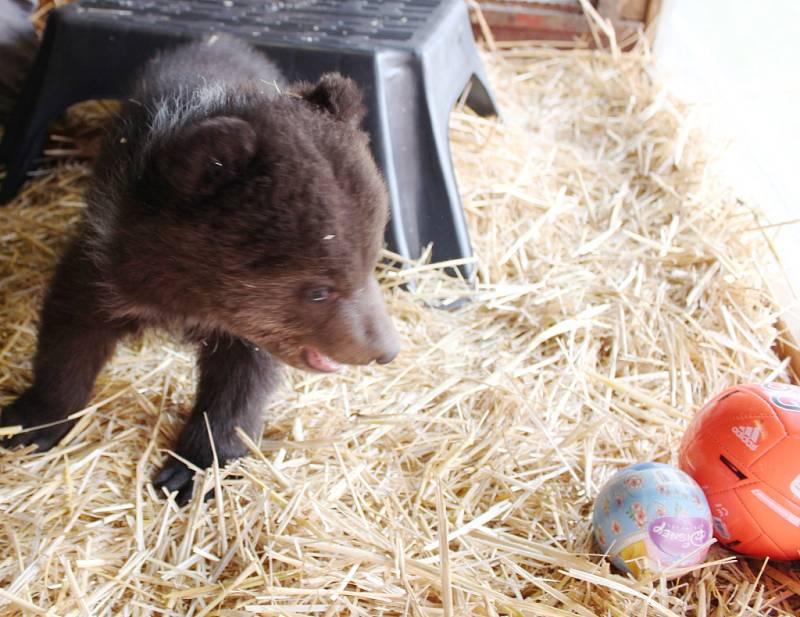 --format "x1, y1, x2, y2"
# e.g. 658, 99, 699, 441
679, 383, 800, 560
